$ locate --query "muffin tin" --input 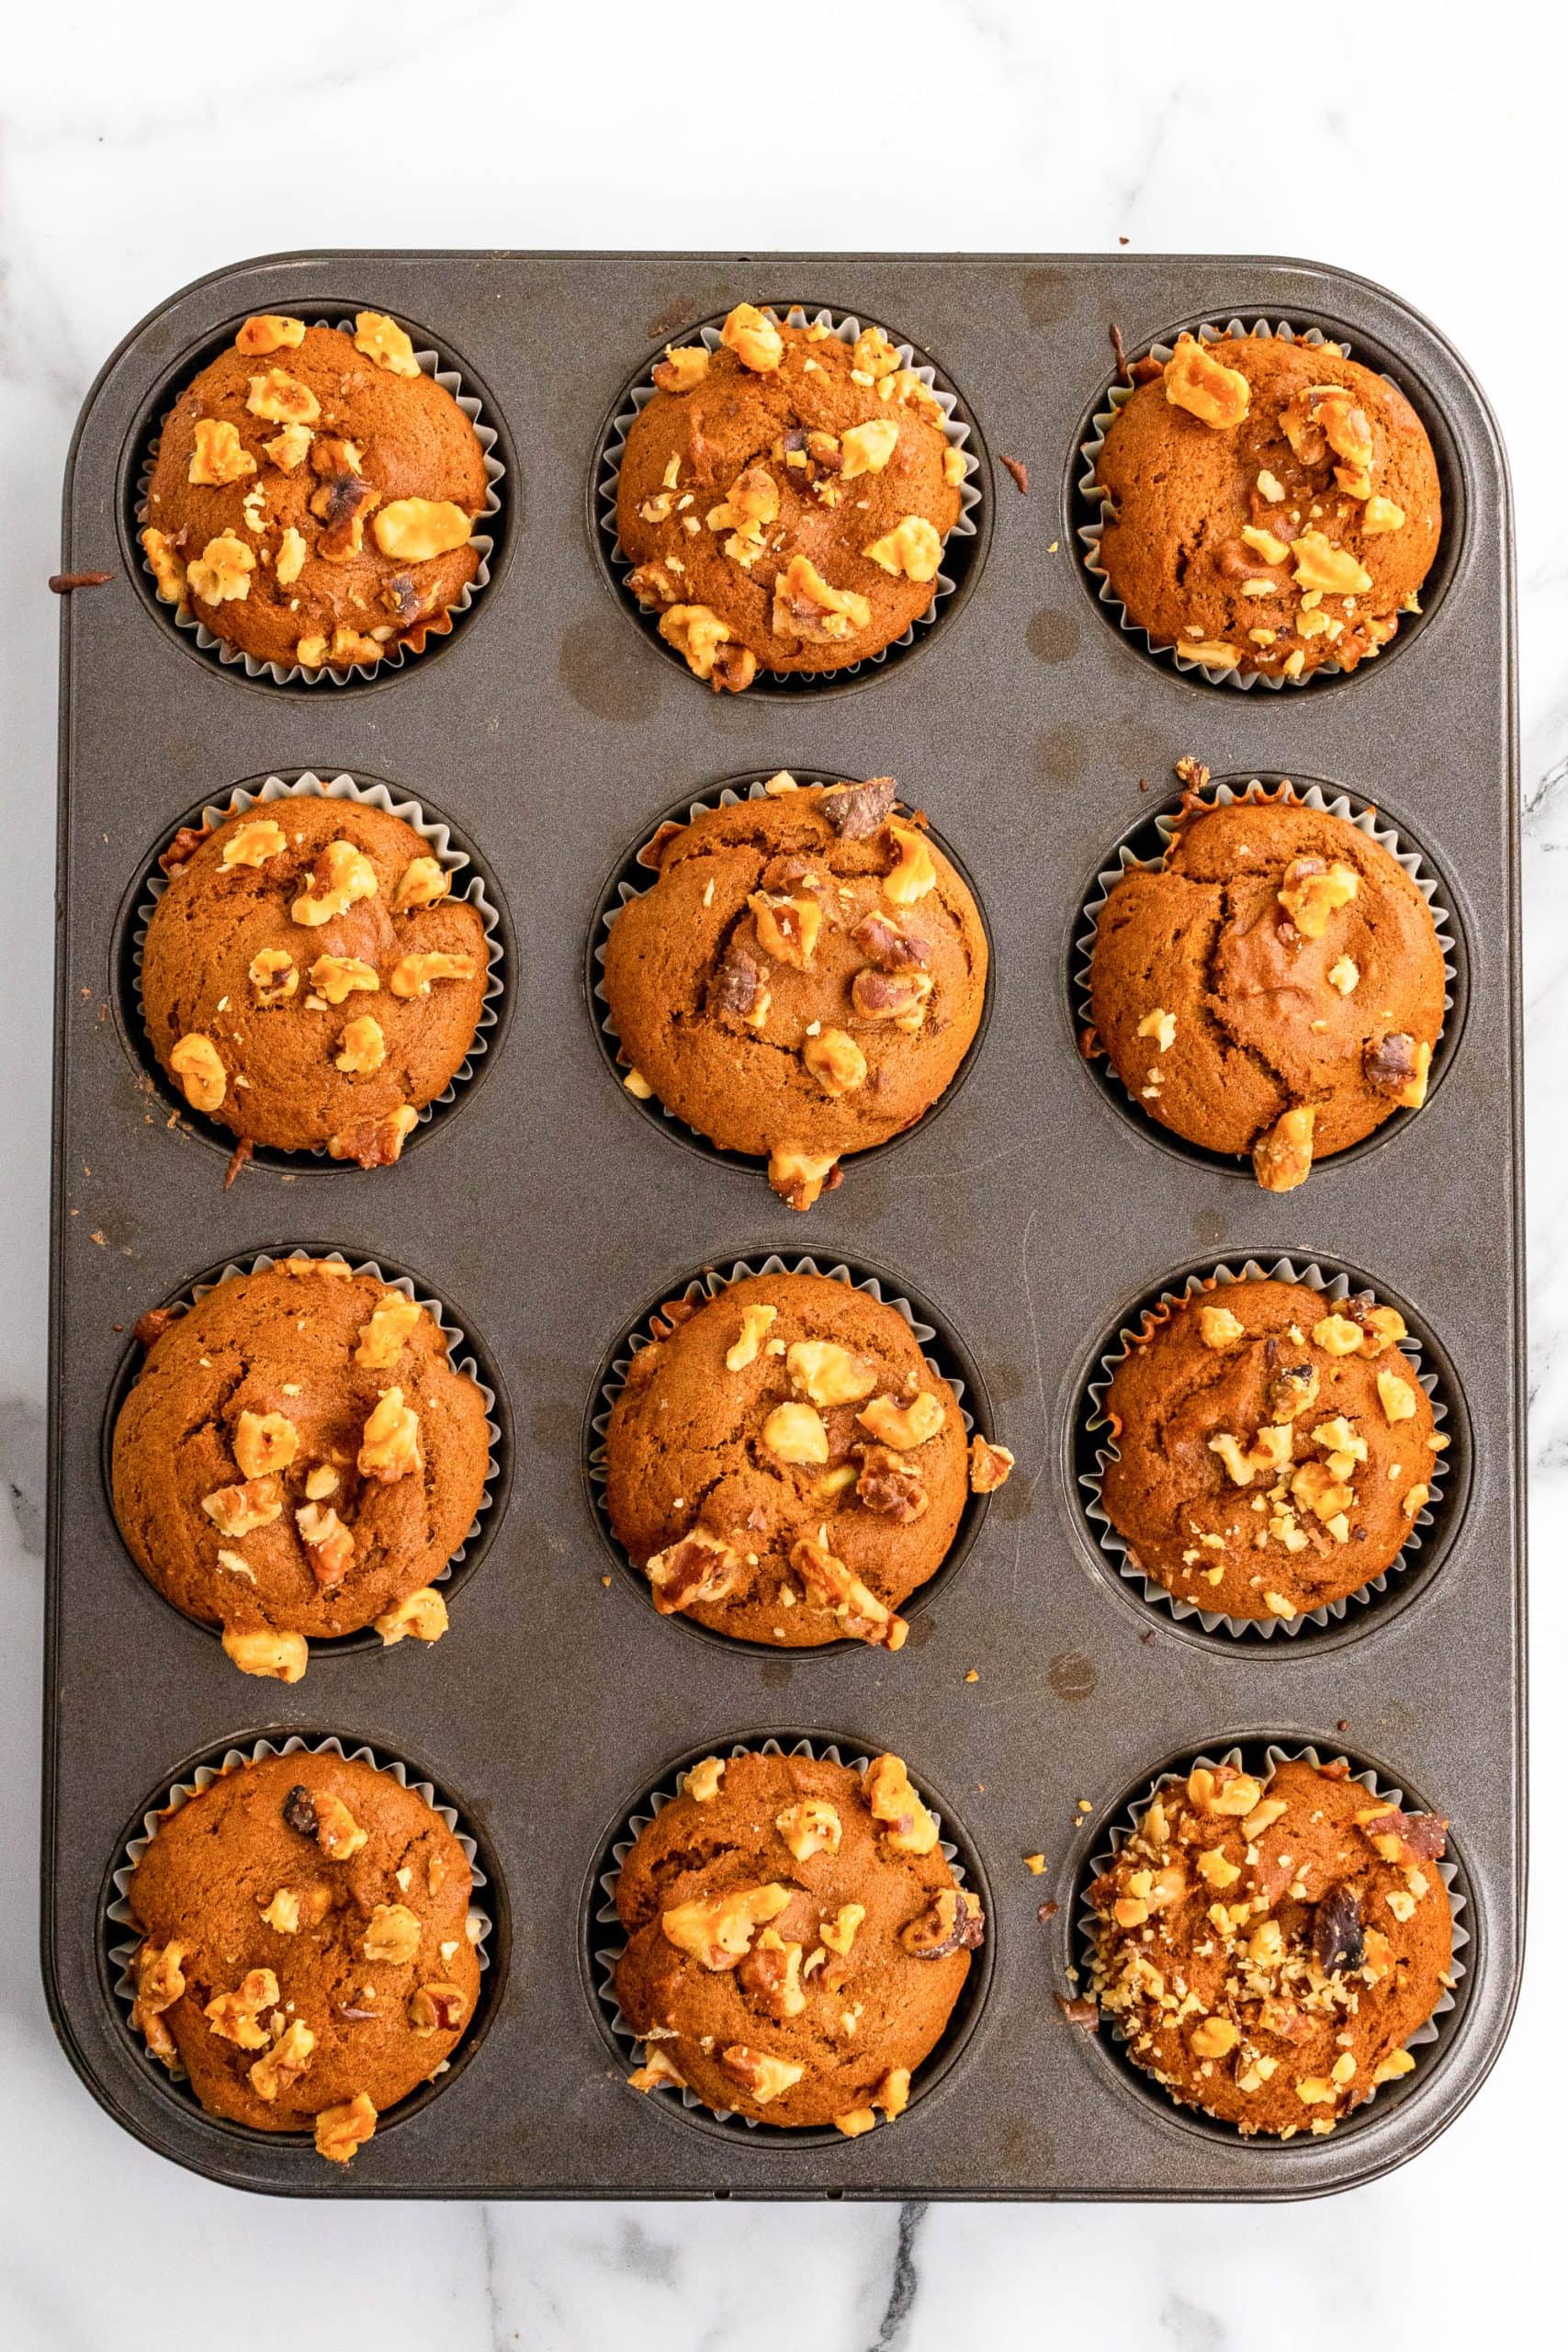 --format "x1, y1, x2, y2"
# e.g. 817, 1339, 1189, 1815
46, 253, 1523, 2198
